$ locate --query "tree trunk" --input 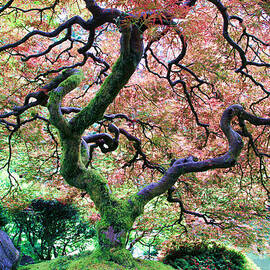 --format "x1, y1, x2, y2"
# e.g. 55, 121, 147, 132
92, 200, 139, 268
45, 19, 146, 269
